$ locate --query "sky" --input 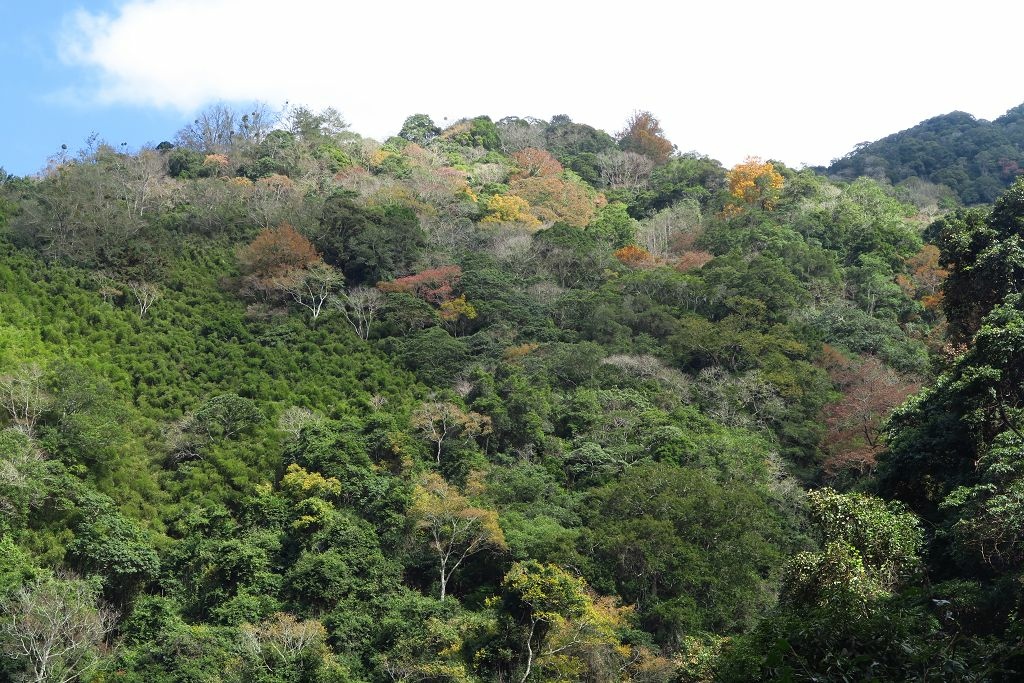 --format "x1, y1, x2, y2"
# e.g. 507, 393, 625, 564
3, 0, 1024, 176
